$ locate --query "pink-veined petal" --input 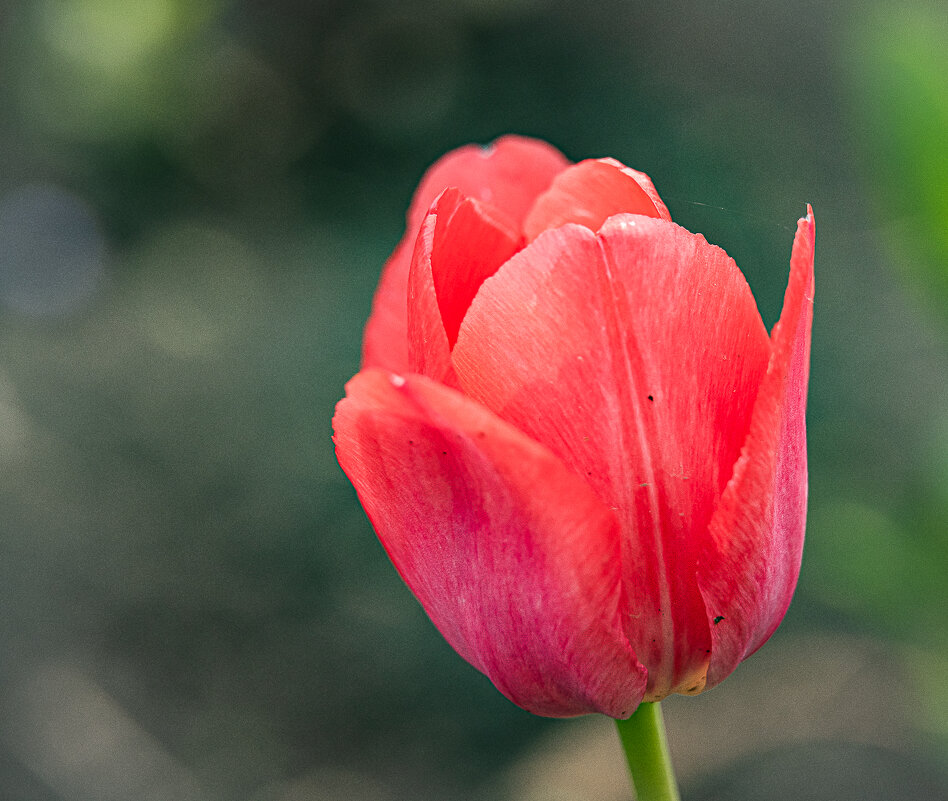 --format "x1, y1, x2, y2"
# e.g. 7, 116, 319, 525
698, 208, 815, 688
362, 136, 569, 371
522, 158, 671, 243
452, 217, 771, 699
333, 369, 647, 717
